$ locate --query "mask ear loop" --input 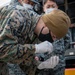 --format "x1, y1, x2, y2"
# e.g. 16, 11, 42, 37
40, 26, 45, 34
41, 27, 45, 32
